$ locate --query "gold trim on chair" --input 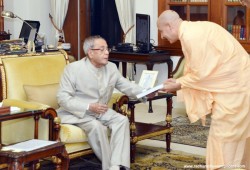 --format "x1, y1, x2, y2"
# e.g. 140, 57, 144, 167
0, 65, 7, 100
68, 149, 94, 159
